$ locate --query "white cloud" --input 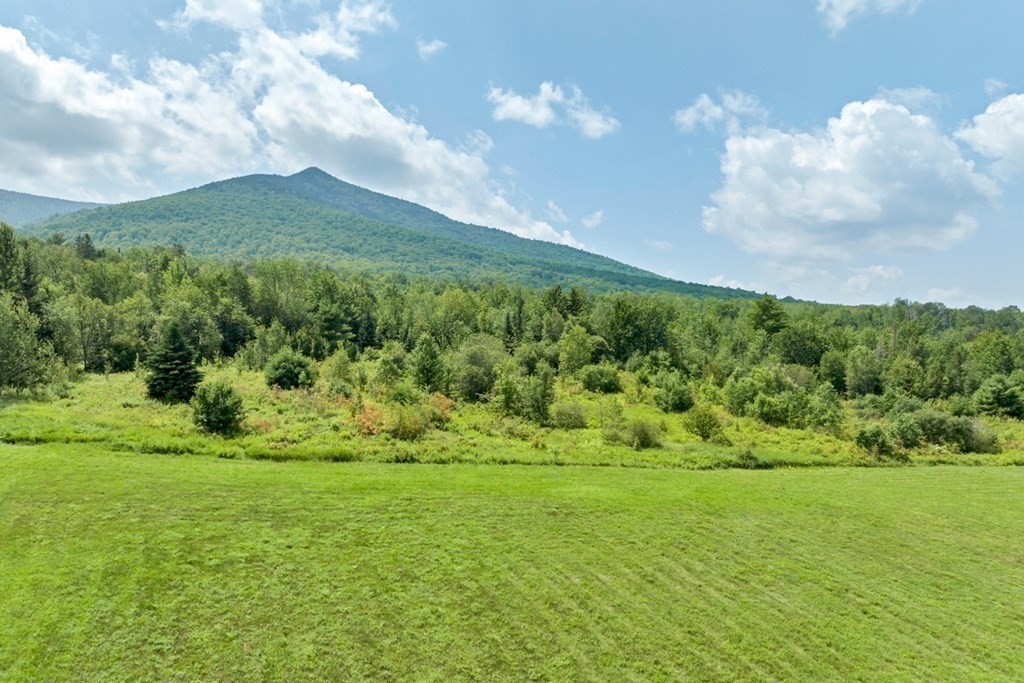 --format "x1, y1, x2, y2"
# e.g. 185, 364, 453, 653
581, 209, 604, 229
177, 0, 266, 31
817, 0, 923, 35
545, 200, 568, 223
642, 239, 673, 251
702, 98, 997, 260
709, 275, 754, 291
486, 82, 620, 139
291, 1, 396, 60
985, 79, 1009, 99
926, 286, 962, 303
874, 86, 944, 114
842, 264, 904, 293
957, 93, 1024, 179
416, 38, 447, 62
674, 90, 767, 135
0, 5, 581, 248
